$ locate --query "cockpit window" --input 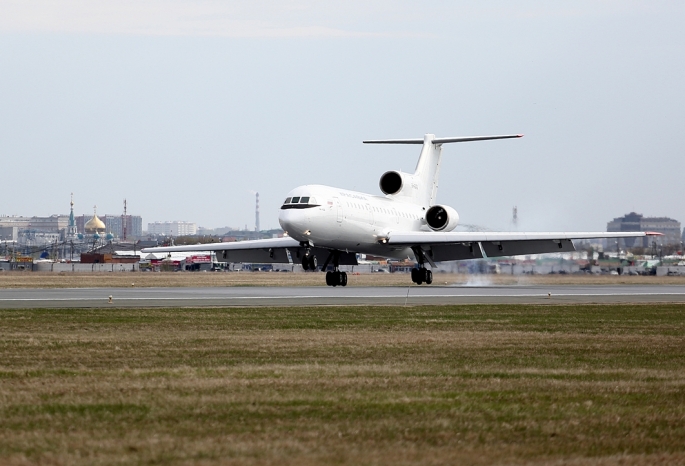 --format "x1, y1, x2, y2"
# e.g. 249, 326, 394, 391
300, 197, 310, 204
291, 196, 300, 204
284, 197, 291, 204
